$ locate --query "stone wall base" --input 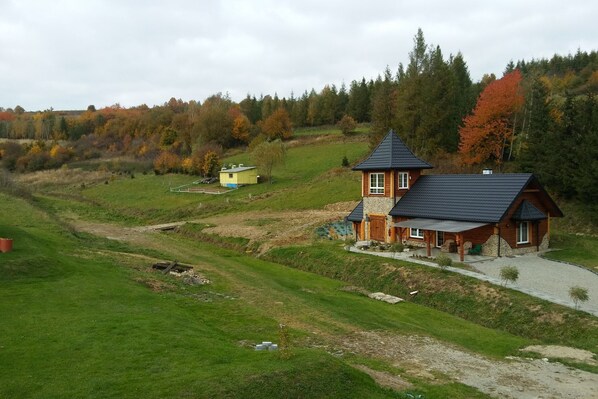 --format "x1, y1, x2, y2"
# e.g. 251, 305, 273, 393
482, 233, 550, 256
